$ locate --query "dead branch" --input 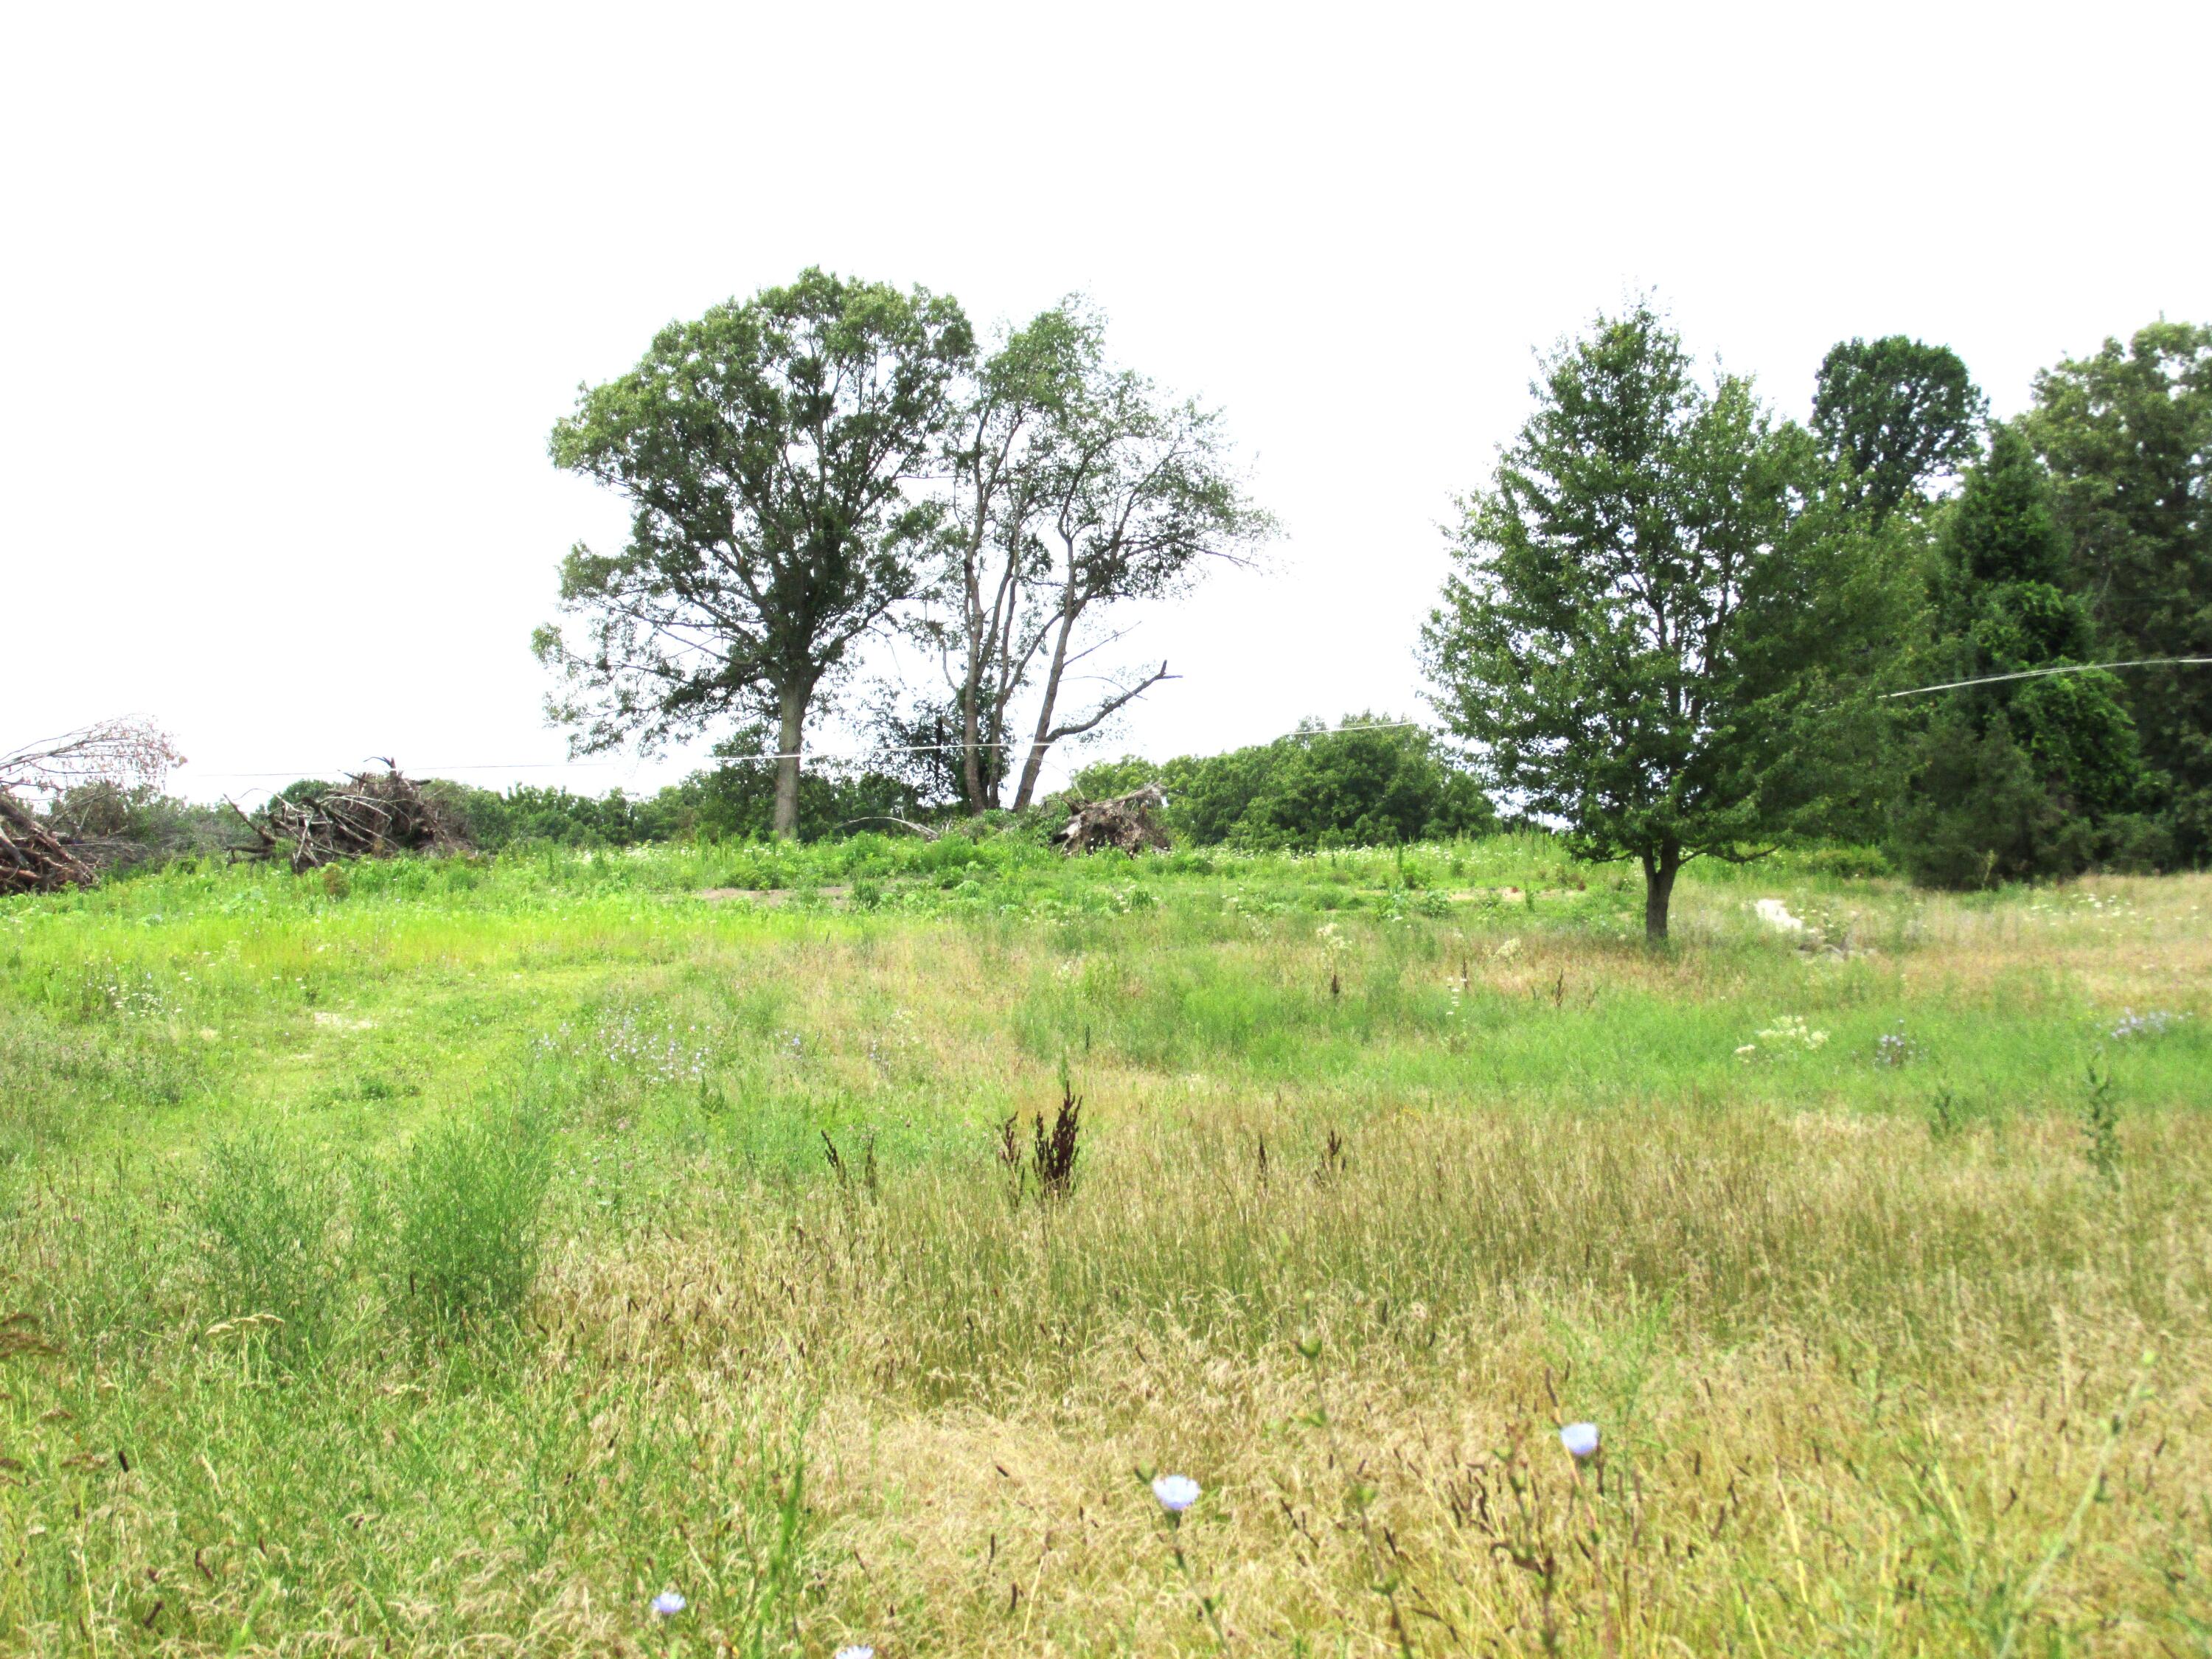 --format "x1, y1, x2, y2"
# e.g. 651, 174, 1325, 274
0, 717, 184, 799
0, 790, 97, 896
838, 815, 942, 840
